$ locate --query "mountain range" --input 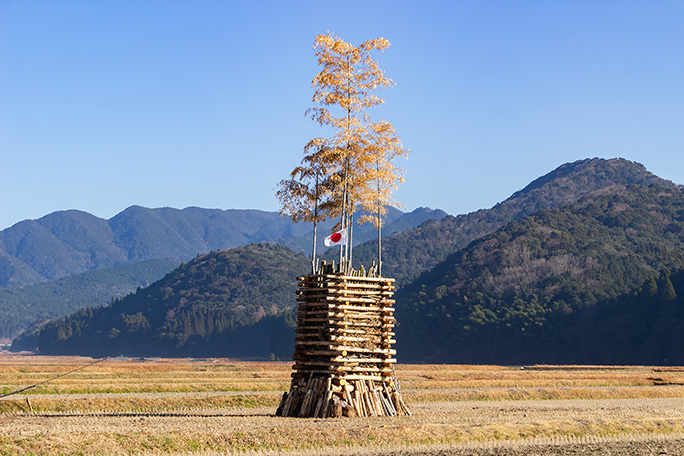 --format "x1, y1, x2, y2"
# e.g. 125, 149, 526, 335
7, 157, 684, 364
0, 205, 445, 340
0, 205, 445, 288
